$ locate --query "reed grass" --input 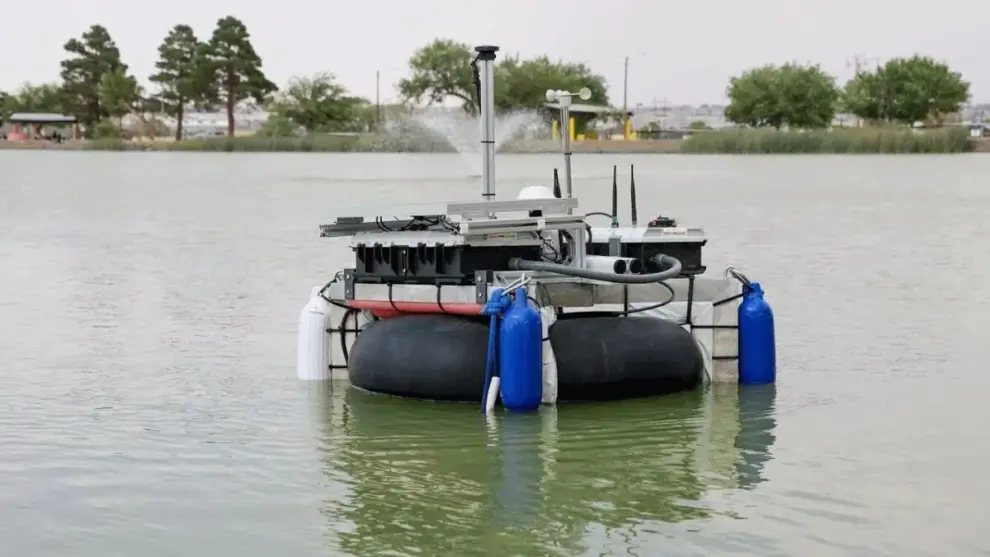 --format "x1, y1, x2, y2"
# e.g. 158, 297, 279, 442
47, 126, 981, 154
83, 133, 458, 153
679, 126, 973, 154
